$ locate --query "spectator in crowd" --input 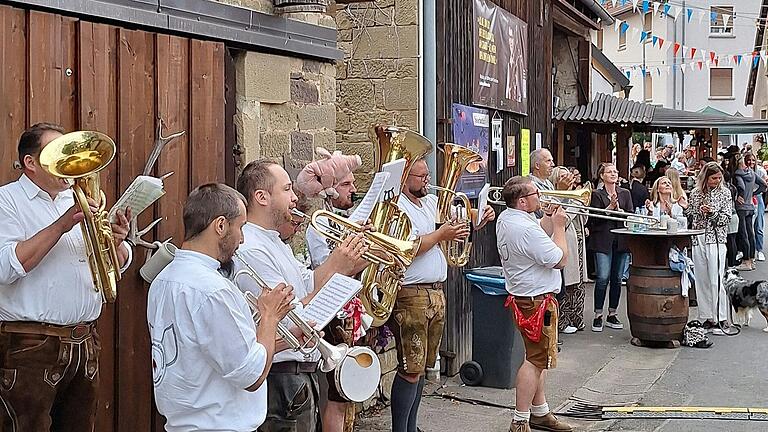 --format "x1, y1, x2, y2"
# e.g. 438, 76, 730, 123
587, 164, 633, 332
623, 164, 650, 210
645, 176, 686, 220
671, 152, 687, 174
646, 160, 669, 186
549, 167, 587, 335
665, 169, 689, 209
754, 158, 768, 262
733, 154, 767, 271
